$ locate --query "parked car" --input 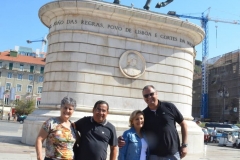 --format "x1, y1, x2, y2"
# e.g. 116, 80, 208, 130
17, 115, 27, 124
207, 128, 222, 143
205, 122, 239, 129
218, 128, 240, 148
